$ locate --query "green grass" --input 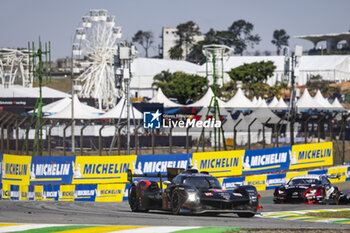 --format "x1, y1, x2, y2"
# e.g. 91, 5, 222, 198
306, 210, 350, 219
174, 227, 243, 233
